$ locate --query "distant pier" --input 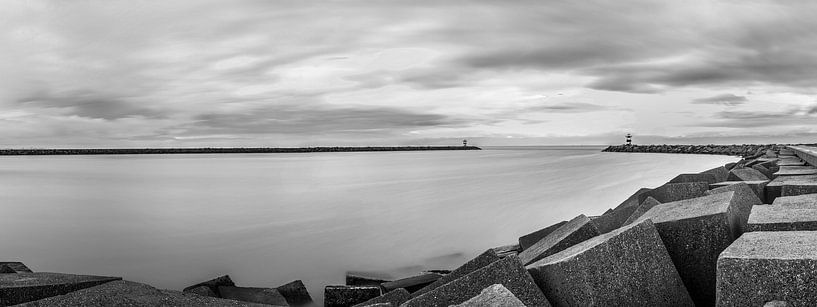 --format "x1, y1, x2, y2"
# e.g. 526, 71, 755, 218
0, 146, 481, 156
